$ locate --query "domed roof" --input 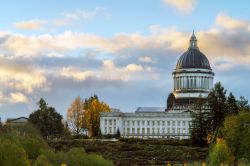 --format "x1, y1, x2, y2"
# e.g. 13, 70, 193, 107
176, 32, 211, 70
